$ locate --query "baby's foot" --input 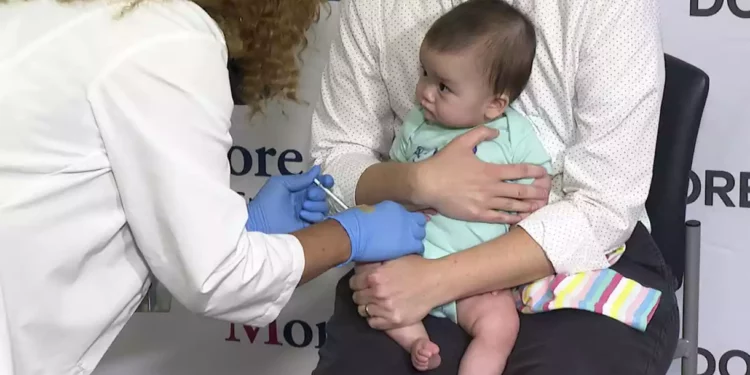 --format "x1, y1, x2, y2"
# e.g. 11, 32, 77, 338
411, 338, 441, 371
